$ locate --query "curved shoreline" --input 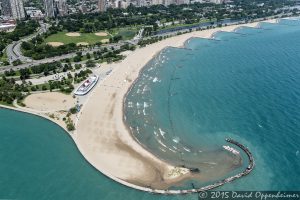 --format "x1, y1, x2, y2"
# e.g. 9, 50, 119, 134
147, 138, 255, 194
0, 105, 256, 195
1, 18, 278, 194
68, 19, 264, 191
